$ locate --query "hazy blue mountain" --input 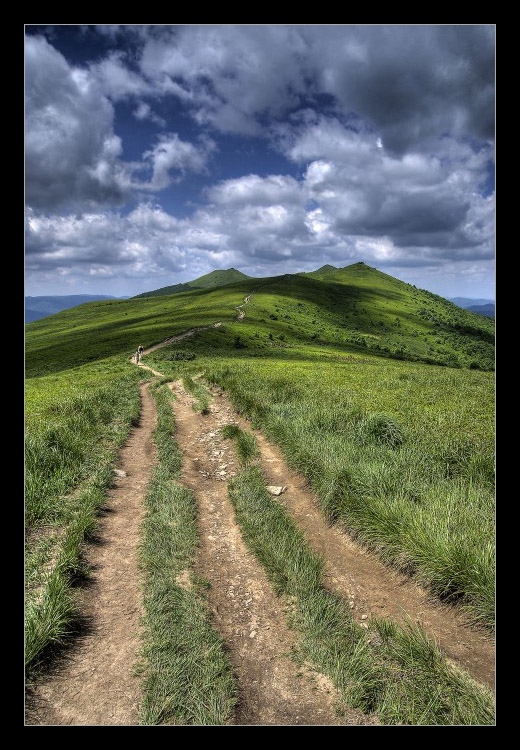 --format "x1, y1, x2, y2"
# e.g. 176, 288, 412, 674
466, 304, 495, 318
448, 297, 495, 309
25, 294, 124, 323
